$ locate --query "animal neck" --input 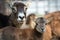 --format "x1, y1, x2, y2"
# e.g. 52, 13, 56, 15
33, 27, 43, 37
11, 22, 23, 29
16, 23, 23, 28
